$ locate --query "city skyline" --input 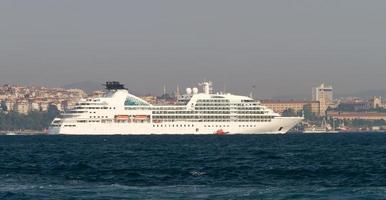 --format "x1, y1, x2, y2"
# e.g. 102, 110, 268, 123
1, 1, 386, 98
